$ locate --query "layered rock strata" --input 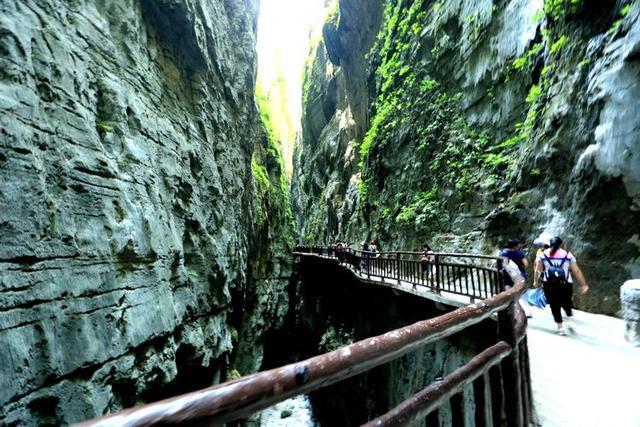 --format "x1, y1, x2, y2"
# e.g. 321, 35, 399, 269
0, 0, 292, 424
